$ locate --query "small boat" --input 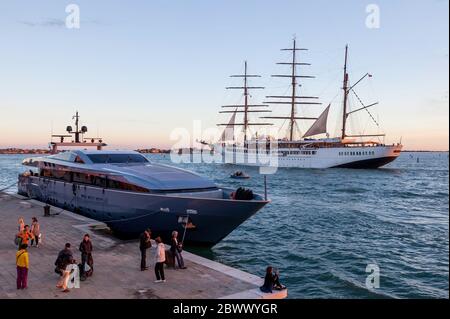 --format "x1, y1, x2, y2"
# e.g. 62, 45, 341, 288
230, 171, 250, 179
